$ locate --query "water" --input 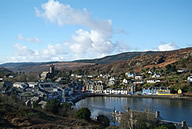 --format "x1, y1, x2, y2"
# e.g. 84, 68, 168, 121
75, 96, 192, 126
